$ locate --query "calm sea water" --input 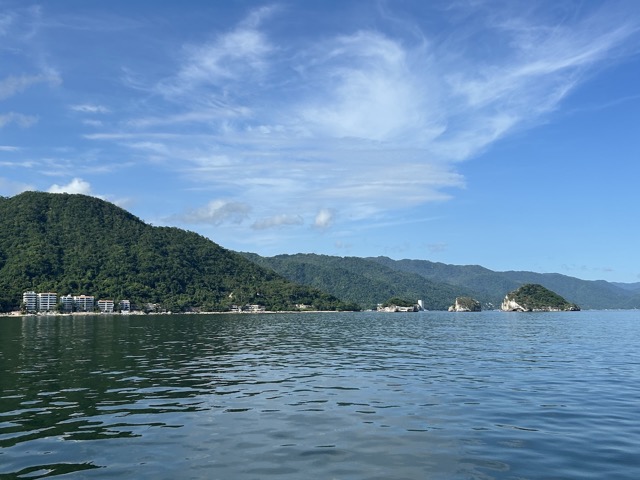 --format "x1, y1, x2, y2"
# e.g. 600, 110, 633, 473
1, 310, 639, 479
